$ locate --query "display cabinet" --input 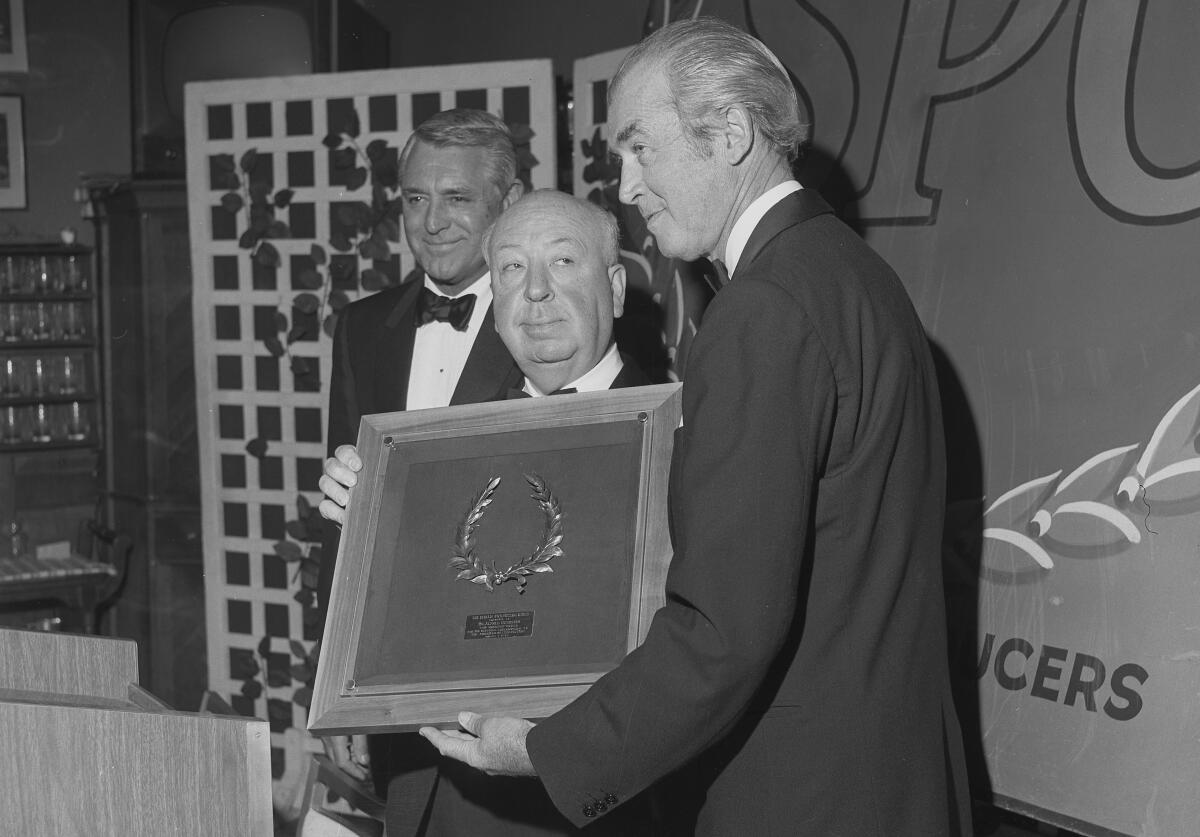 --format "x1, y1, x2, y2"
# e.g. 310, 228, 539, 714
0, 244, 101, 452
